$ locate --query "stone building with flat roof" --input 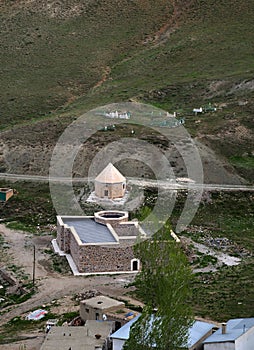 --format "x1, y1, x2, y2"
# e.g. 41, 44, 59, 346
54, 210, 146, 275
94, 163, 126, 199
